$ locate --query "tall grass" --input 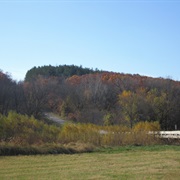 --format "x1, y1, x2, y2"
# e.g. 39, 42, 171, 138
0, 112, 167, 155
0, 111, 61, 145
59, 123, 160, 146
